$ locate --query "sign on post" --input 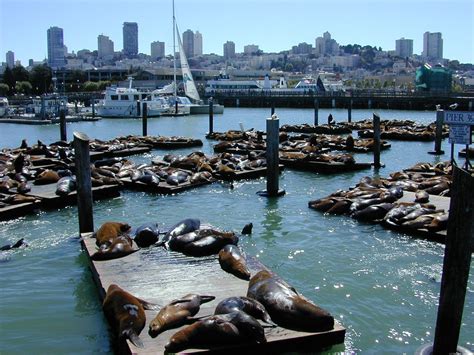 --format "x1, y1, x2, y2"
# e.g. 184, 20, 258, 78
449, 125, 472, 145
444, 111, 474, 145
